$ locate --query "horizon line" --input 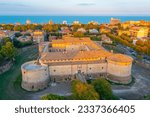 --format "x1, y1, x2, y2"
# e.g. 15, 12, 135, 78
0, 15, 150, 16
